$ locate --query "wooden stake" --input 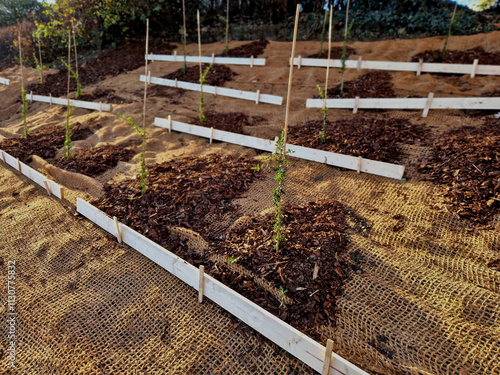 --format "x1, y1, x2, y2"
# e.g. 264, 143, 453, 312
423, 92, 434, 118
250, 55, 254, 68
209, 127, 214, 144
67, 33, 71, 110
143, 19, 149, 133
17, 158, 21, 175
356, 56, 362, 71
357, 156, 363, 174
113, 216, 122, 243
198, 265, 205, 303
43, 180, 51, 196
168, 114, 172, 133
276, 4, 300, 247
37, 33, 43, 83
255, 89, 260, 104
71, 20, 78, 86
323, 6, 333, 114
49, 93, 52, 105
197, 10, 202, 78
297, 55, 302, 69
416, 58, 423, 76
18, 25, 24, 92
470, 59, 479, 78
353, 96, 360, 114
182, 0, 187, 69
313, 262, 319, 280
322, 339, 334, 375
